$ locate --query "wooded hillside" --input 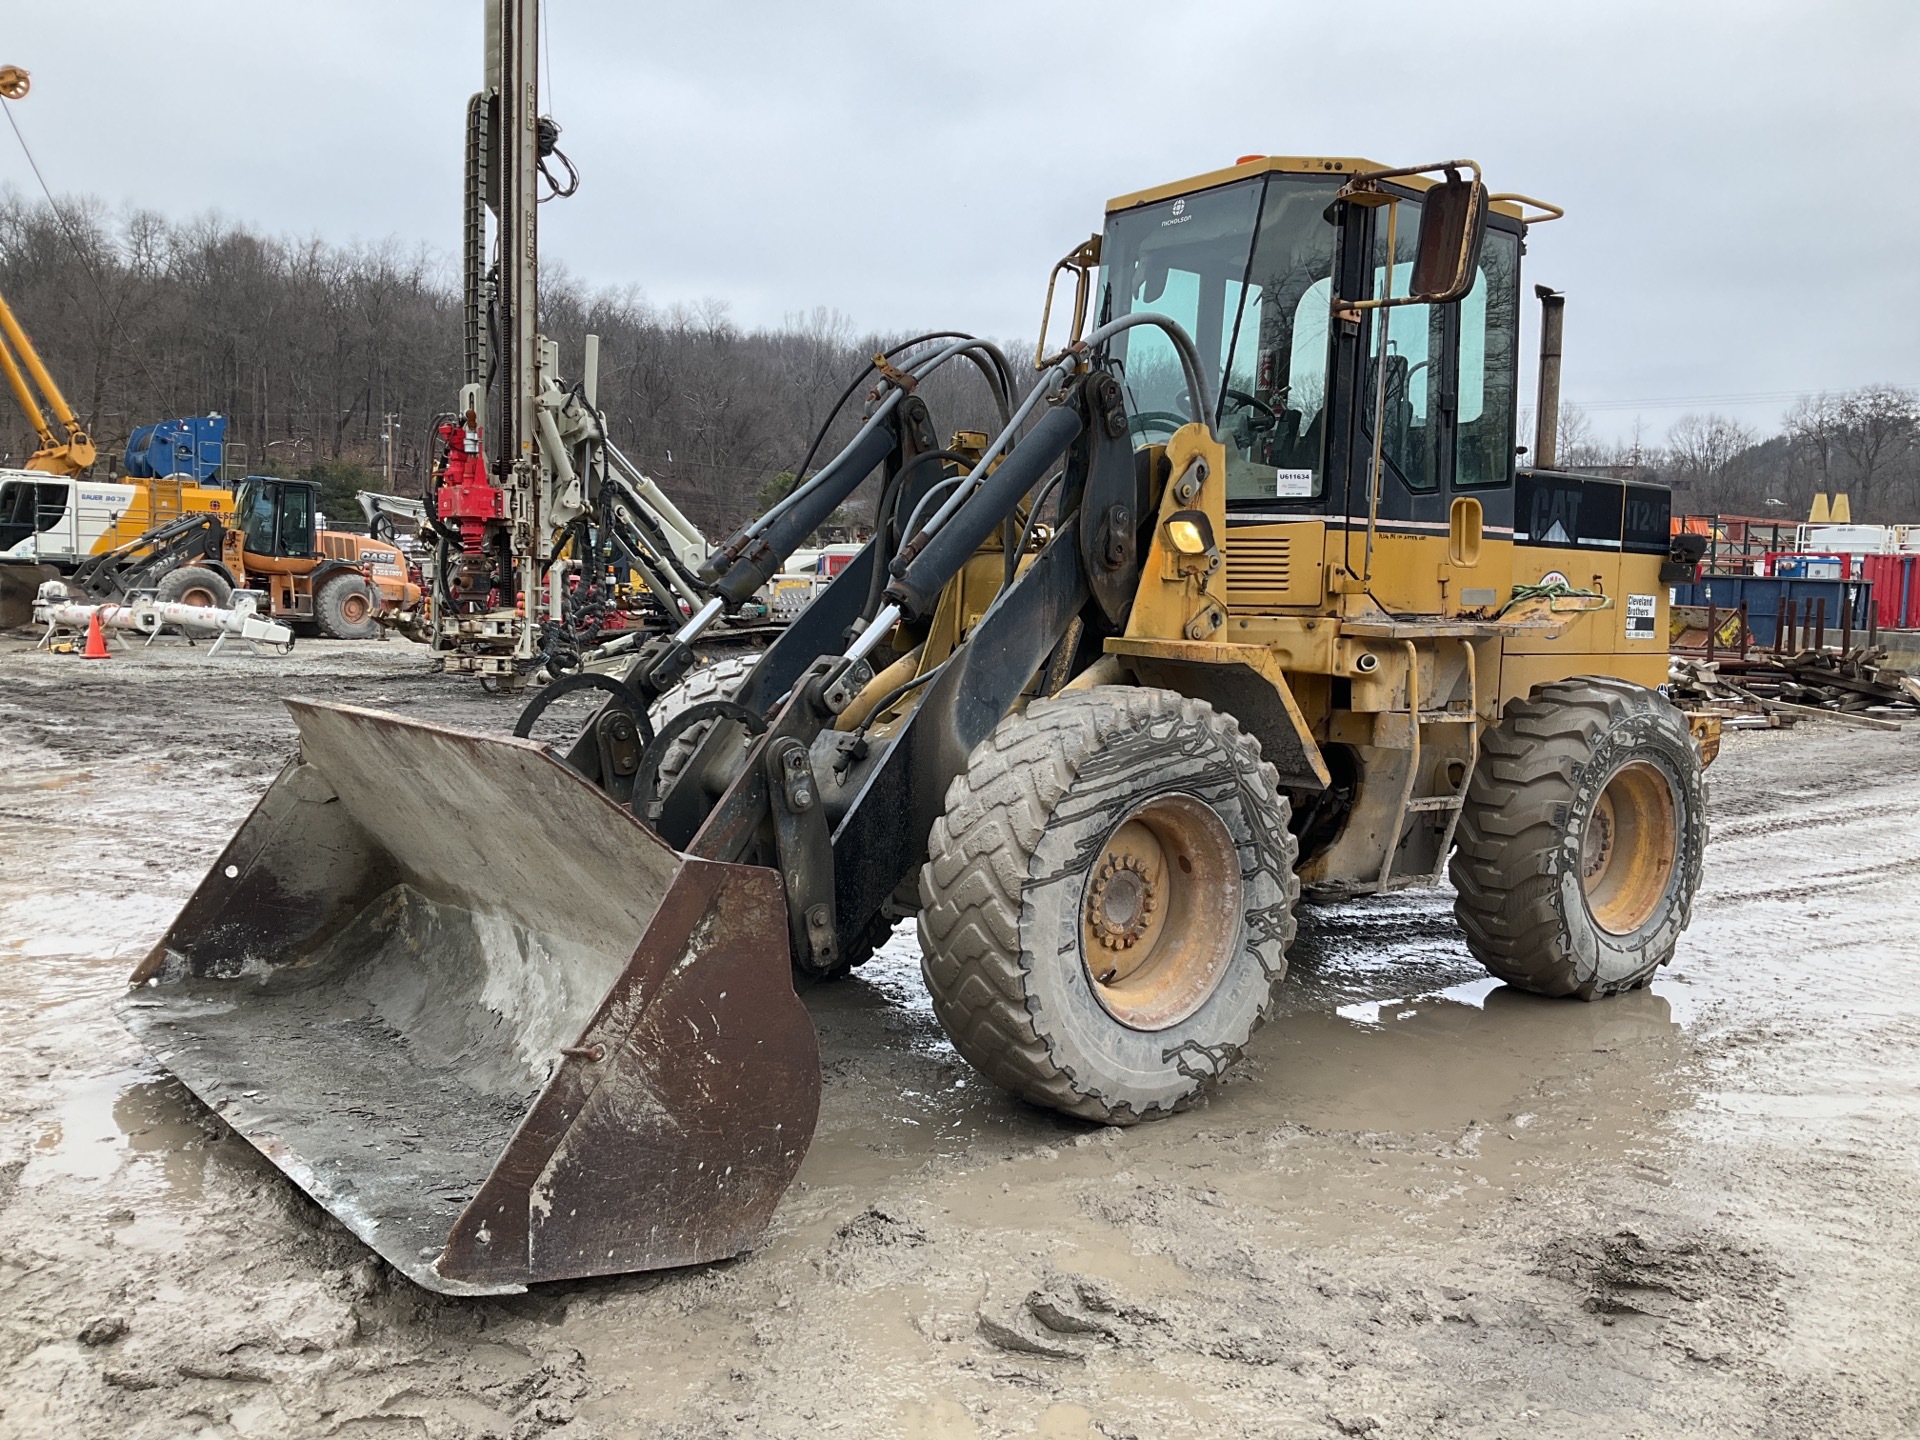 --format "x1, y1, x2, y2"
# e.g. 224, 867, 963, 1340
0, 195, 1005, 534
7, 192, 1916, 530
